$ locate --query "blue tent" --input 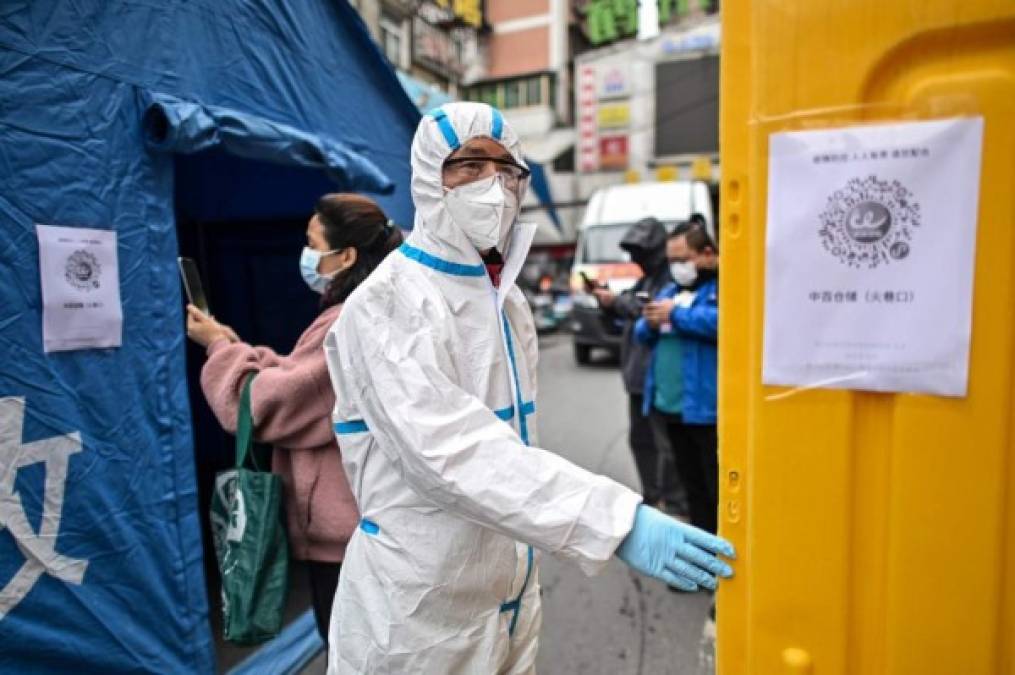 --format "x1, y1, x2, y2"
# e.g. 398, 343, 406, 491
396, 70, 456, 112
0, 1, 419, 672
